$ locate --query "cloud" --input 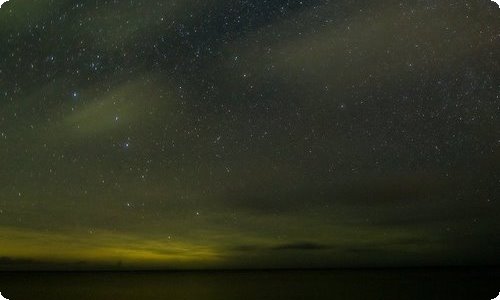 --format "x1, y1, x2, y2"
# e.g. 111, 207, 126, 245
231, 242, 331, 253
271, 242, 331, 251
